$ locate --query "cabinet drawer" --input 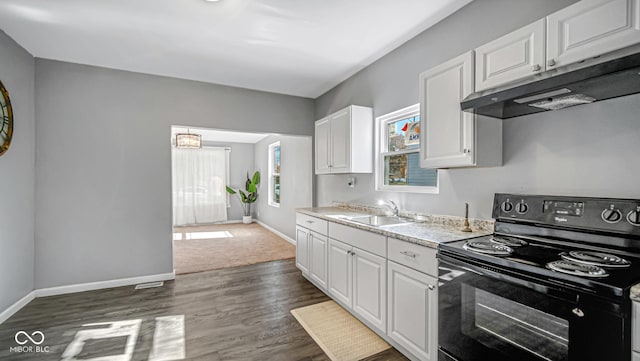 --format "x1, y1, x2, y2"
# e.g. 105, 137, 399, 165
388, 238, 437, 277
634, 301, 640, 352
328, 222, 386, 257
296, 213, 328, 235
